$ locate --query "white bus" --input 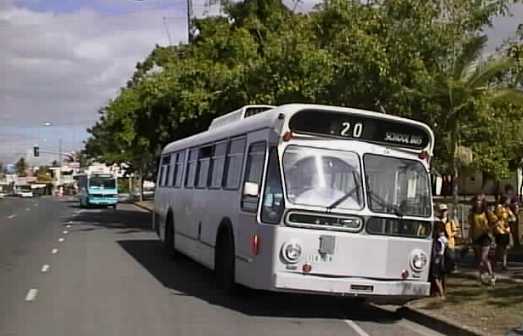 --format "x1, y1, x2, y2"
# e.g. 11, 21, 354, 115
153, 104, 434, 302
